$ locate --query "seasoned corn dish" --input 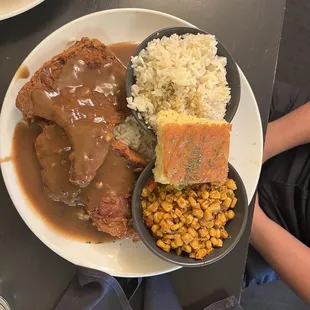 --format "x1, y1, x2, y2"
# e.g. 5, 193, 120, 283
141, 178, 238, 260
